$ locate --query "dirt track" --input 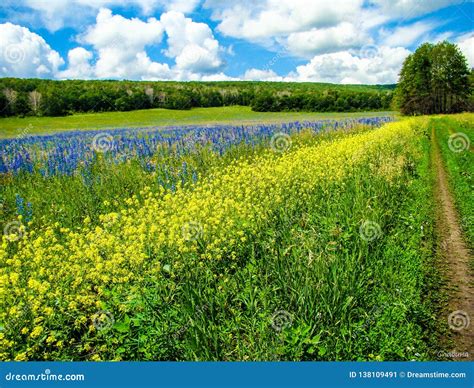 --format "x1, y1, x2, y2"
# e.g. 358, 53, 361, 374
432, 126, 473, 360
